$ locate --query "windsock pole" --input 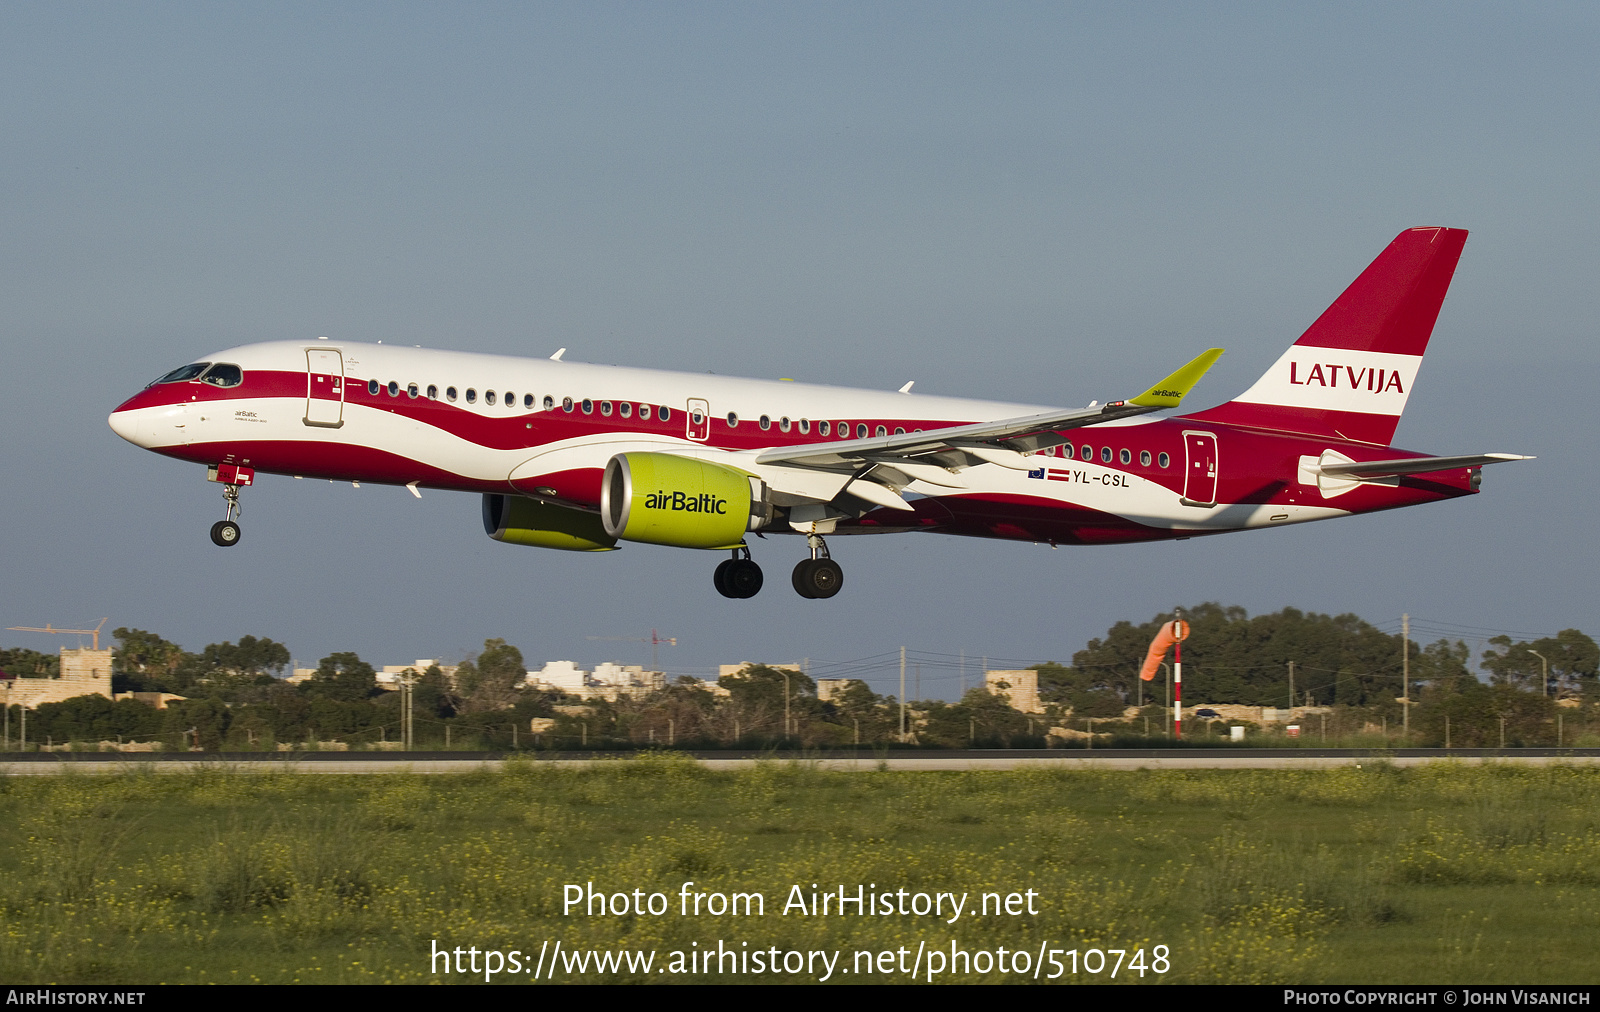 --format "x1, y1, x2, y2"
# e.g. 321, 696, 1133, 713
1173, 619, 1183, 740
